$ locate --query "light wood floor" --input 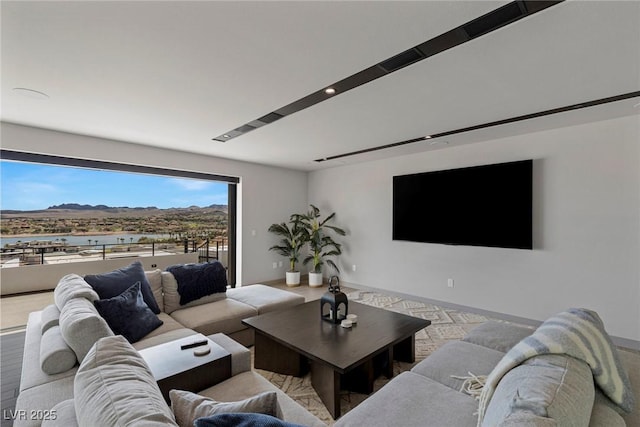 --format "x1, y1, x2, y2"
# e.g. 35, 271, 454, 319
1, 292, 55, 332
